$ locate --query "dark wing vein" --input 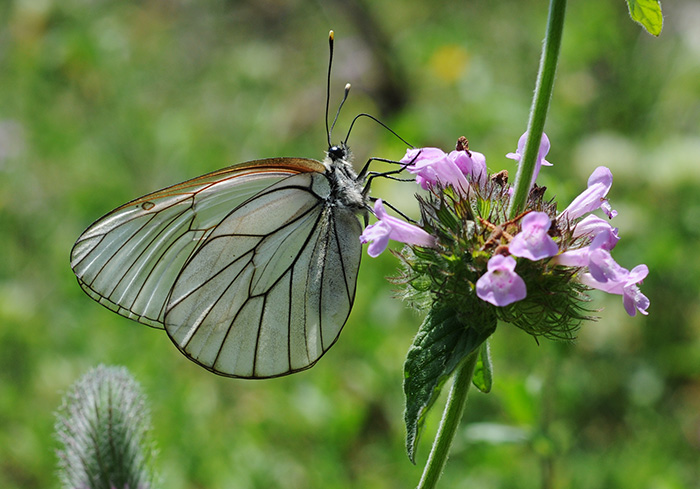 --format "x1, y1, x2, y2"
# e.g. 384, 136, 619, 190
331, 207, 355, 306
74, 207, 195, 327
103, 201, 195, 299
212, 199, 327, 376
250, 204, 329, 376
316, 215, 331, 350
